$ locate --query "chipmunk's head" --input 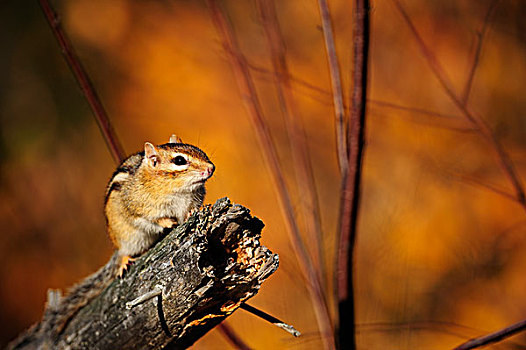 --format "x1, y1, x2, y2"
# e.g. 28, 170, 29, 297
142, 135, 215, 192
